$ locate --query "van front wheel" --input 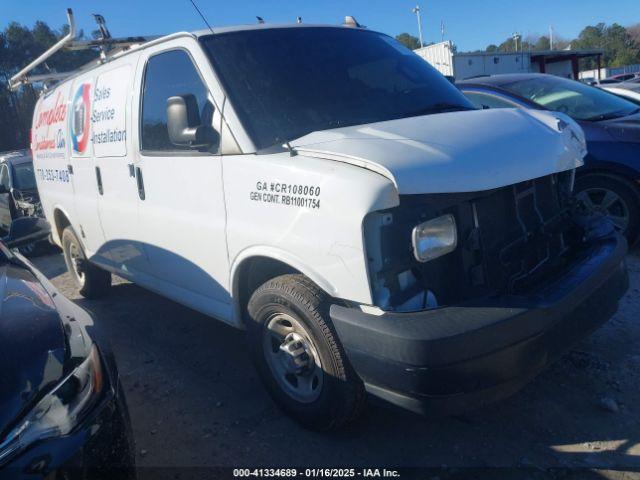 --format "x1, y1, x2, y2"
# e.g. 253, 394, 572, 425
61, 227, 111, 299
246, 274, 364, 431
